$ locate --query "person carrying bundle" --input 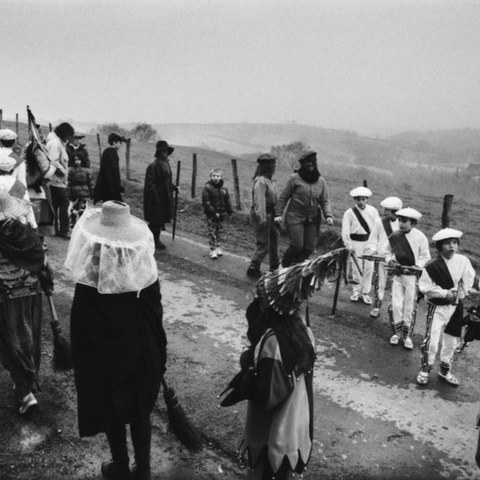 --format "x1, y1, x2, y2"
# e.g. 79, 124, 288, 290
385, 207, 430, 350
